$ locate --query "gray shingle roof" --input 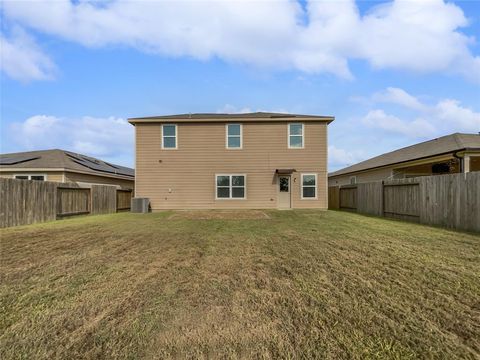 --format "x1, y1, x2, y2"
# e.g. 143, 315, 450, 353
0, 149, 134, 178
129, 111, 334, 123
329, 133, 480, 177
